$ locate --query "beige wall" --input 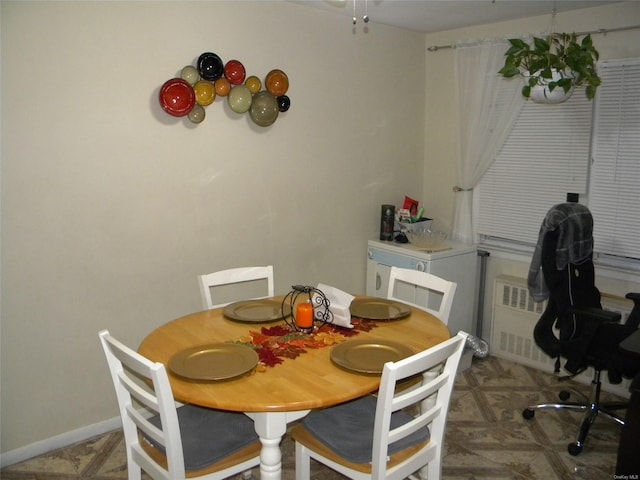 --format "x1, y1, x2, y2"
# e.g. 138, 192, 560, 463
1, 1, 426, 453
